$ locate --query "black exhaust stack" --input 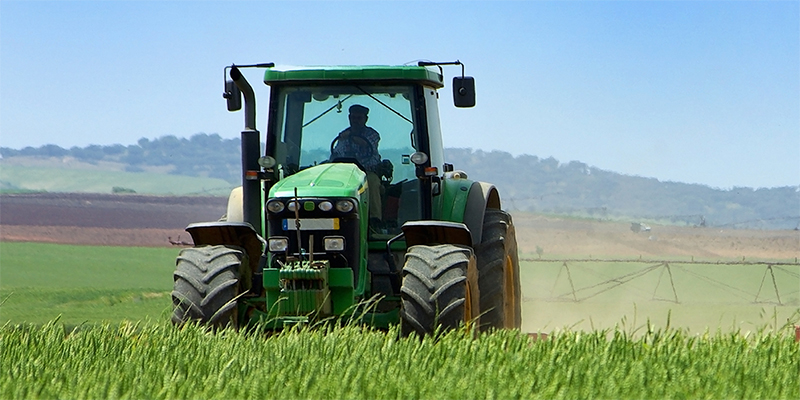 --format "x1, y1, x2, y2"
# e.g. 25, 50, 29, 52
229, 65, 263, 237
